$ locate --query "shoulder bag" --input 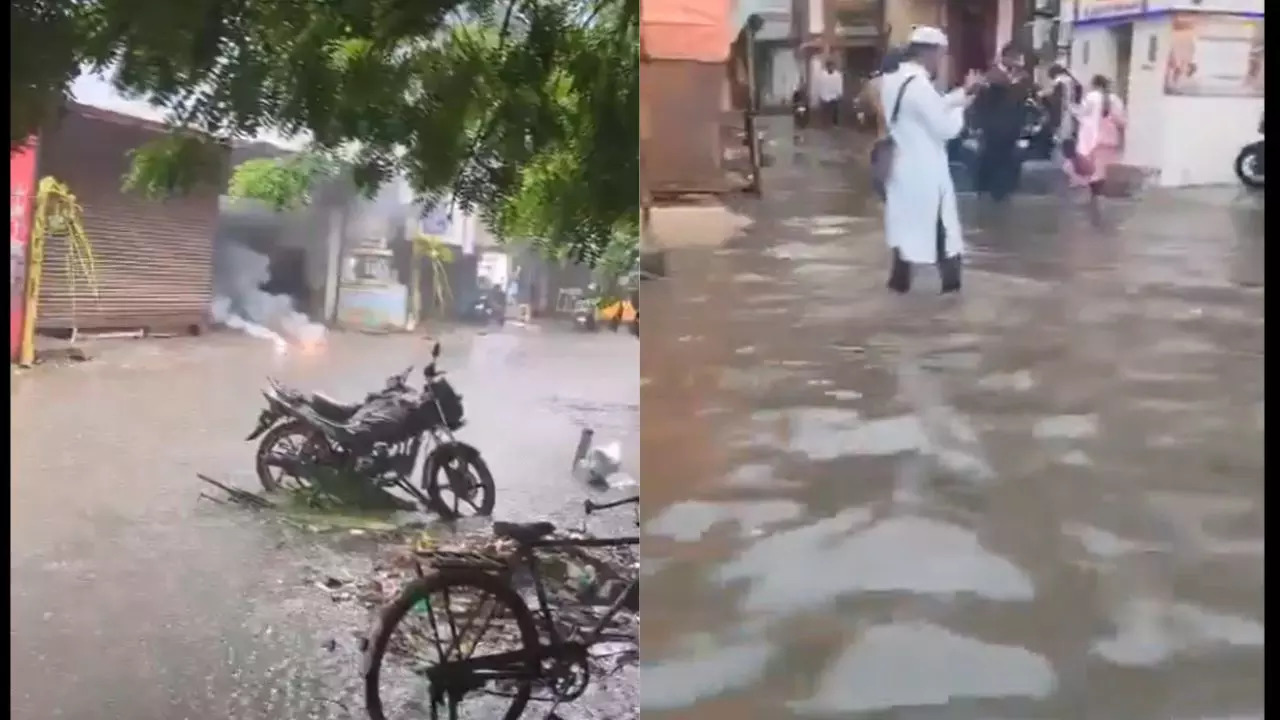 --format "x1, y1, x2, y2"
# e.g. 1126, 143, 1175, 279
870, 76, 917, 200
